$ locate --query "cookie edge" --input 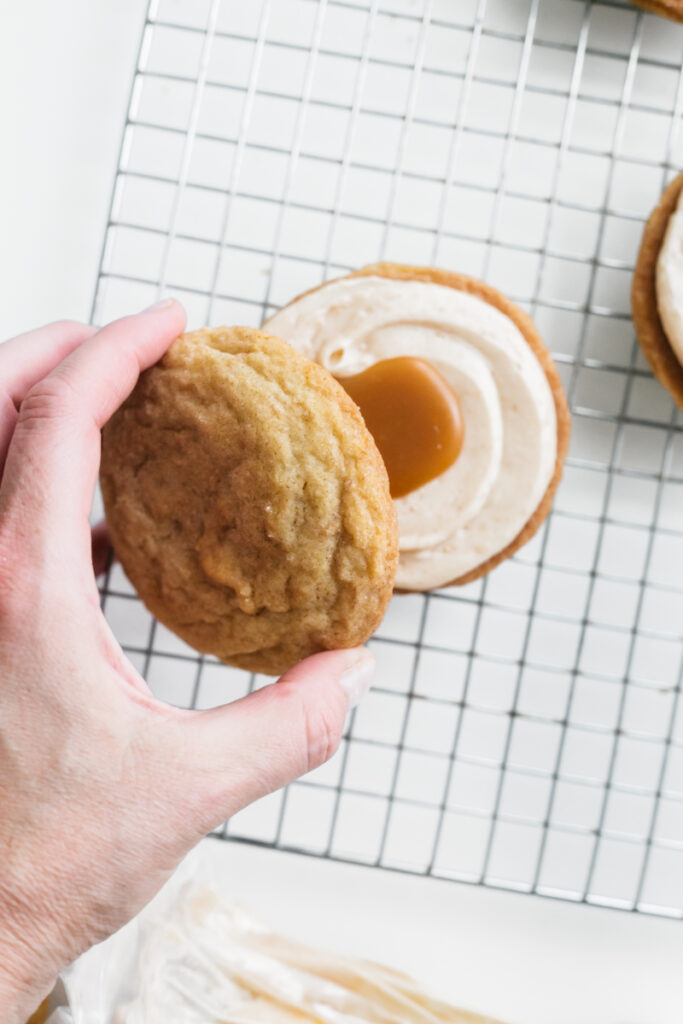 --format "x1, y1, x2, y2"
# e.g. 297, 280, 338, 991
631, 171, 683, 410
630, 0, 683, 21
